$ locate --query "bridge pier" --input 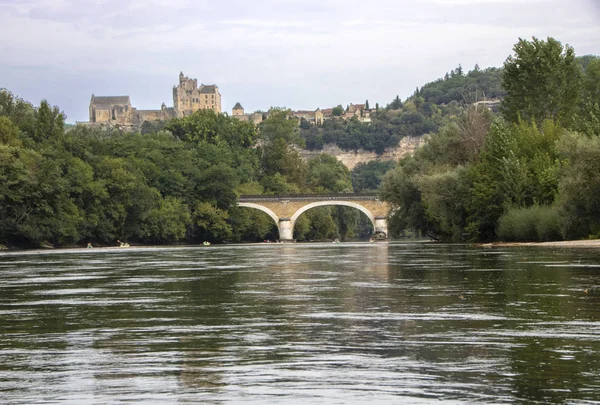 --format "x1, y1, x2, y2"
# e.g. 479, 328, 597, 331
278, 218, 294, 242
375, 216, 388, 239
